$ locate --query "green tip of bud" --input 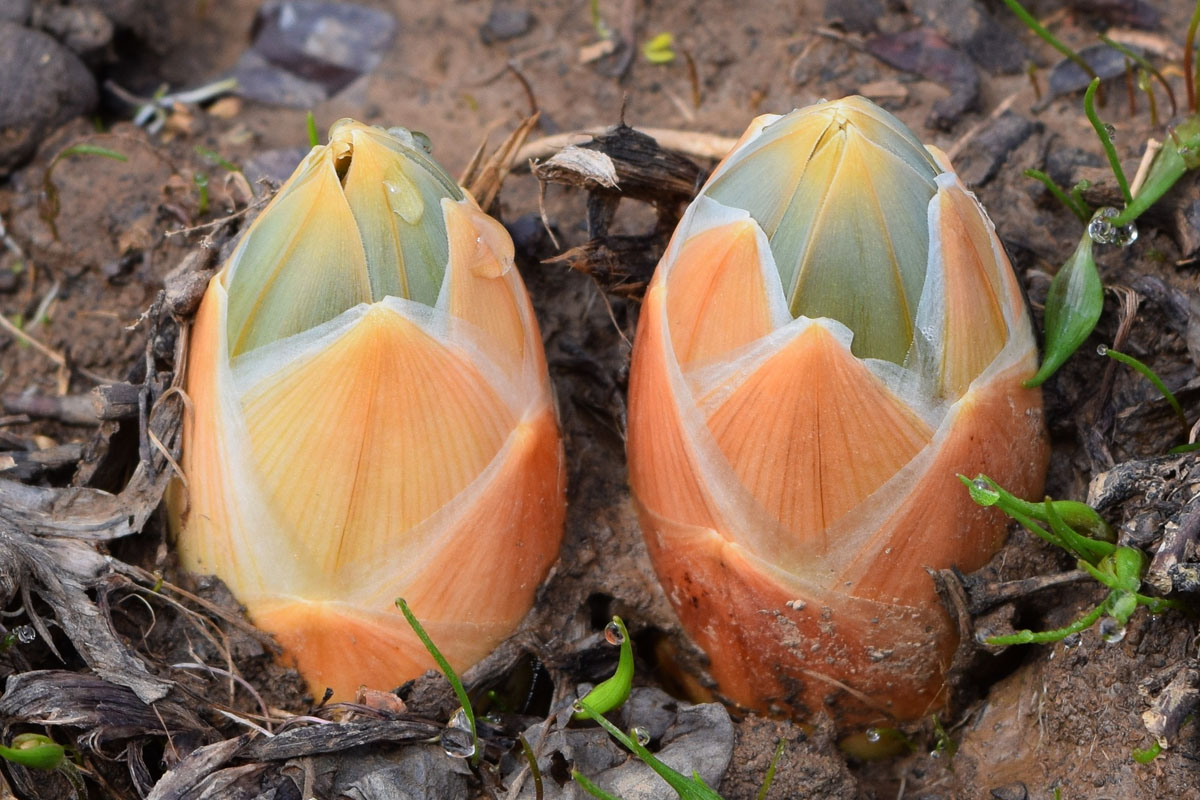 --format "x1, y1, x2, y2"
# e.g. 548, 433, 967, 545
704, 97, 942, 364
224, 120, 464, 357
